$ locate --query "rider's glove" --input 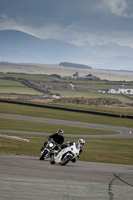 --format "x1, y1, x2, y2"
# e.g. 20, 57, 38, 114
47, 136, 51, 141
